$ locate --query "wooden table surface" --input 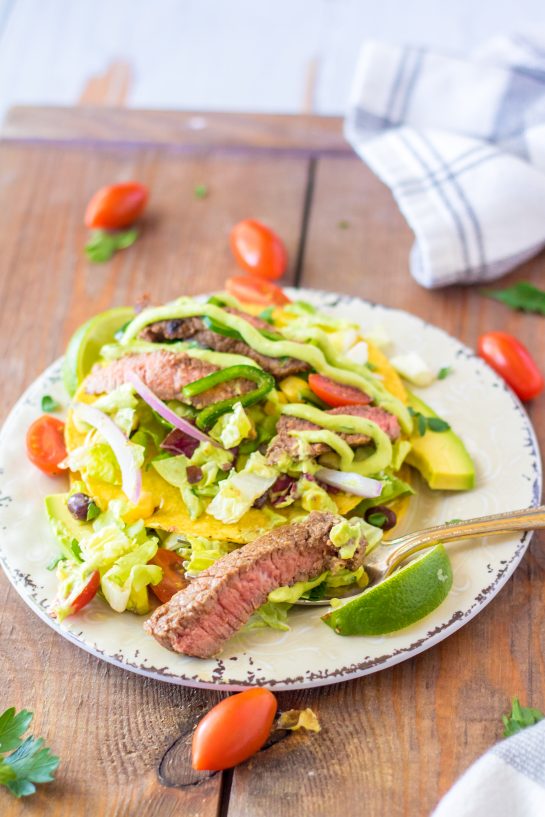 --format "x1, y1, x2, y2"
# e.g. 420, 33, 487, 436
0, 106, 544, 817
